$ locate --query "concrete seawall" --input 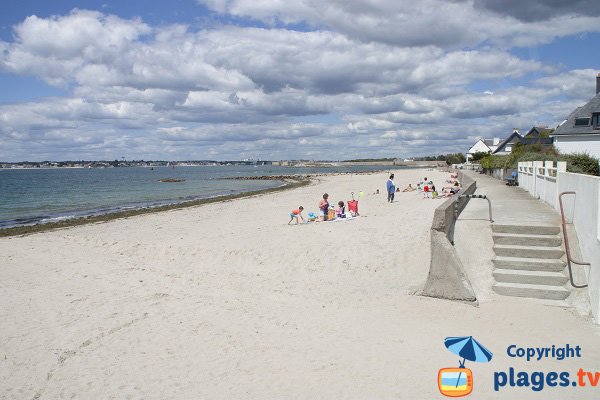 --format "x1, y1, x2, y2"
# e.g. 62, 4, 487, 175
421, 170, 478, 303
